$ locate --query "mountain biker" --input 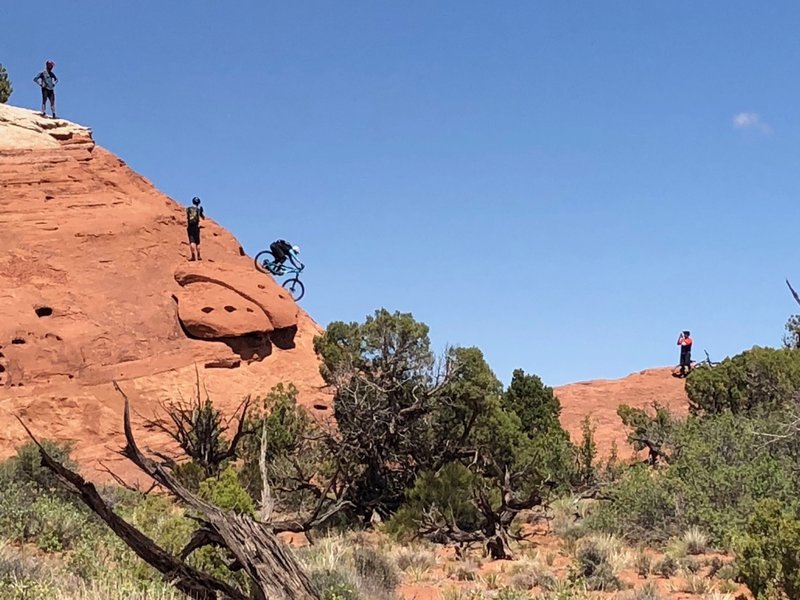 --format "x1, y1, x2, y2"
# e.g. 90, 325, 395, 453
270, 239, 301, 267
186, 197, 205, 261
34, 60, 58, 119
677, 331, 693, 377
